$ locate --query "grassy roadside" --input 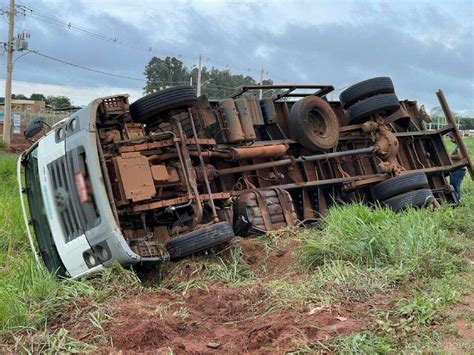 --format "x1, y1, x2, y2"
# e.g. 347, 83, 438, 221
0, 152, 141, 352
0, 138, 472, 352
